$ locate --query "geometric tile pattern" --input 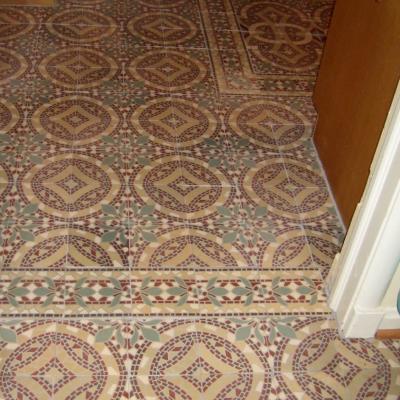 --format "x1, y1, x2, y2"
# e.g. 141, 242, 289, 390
0, 0, 399, 399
